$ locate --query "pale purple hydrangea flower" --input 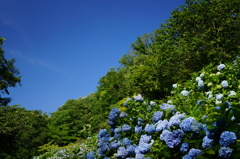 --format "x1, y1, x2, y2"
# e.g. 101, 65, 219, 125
217, 64, 226, 71
221, 80, 228, 88
228, 91, 236, 96
134, 94, 144, 102
140, 134, 152, 143
181, 90, 189, 96
216, 94, 224, 100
